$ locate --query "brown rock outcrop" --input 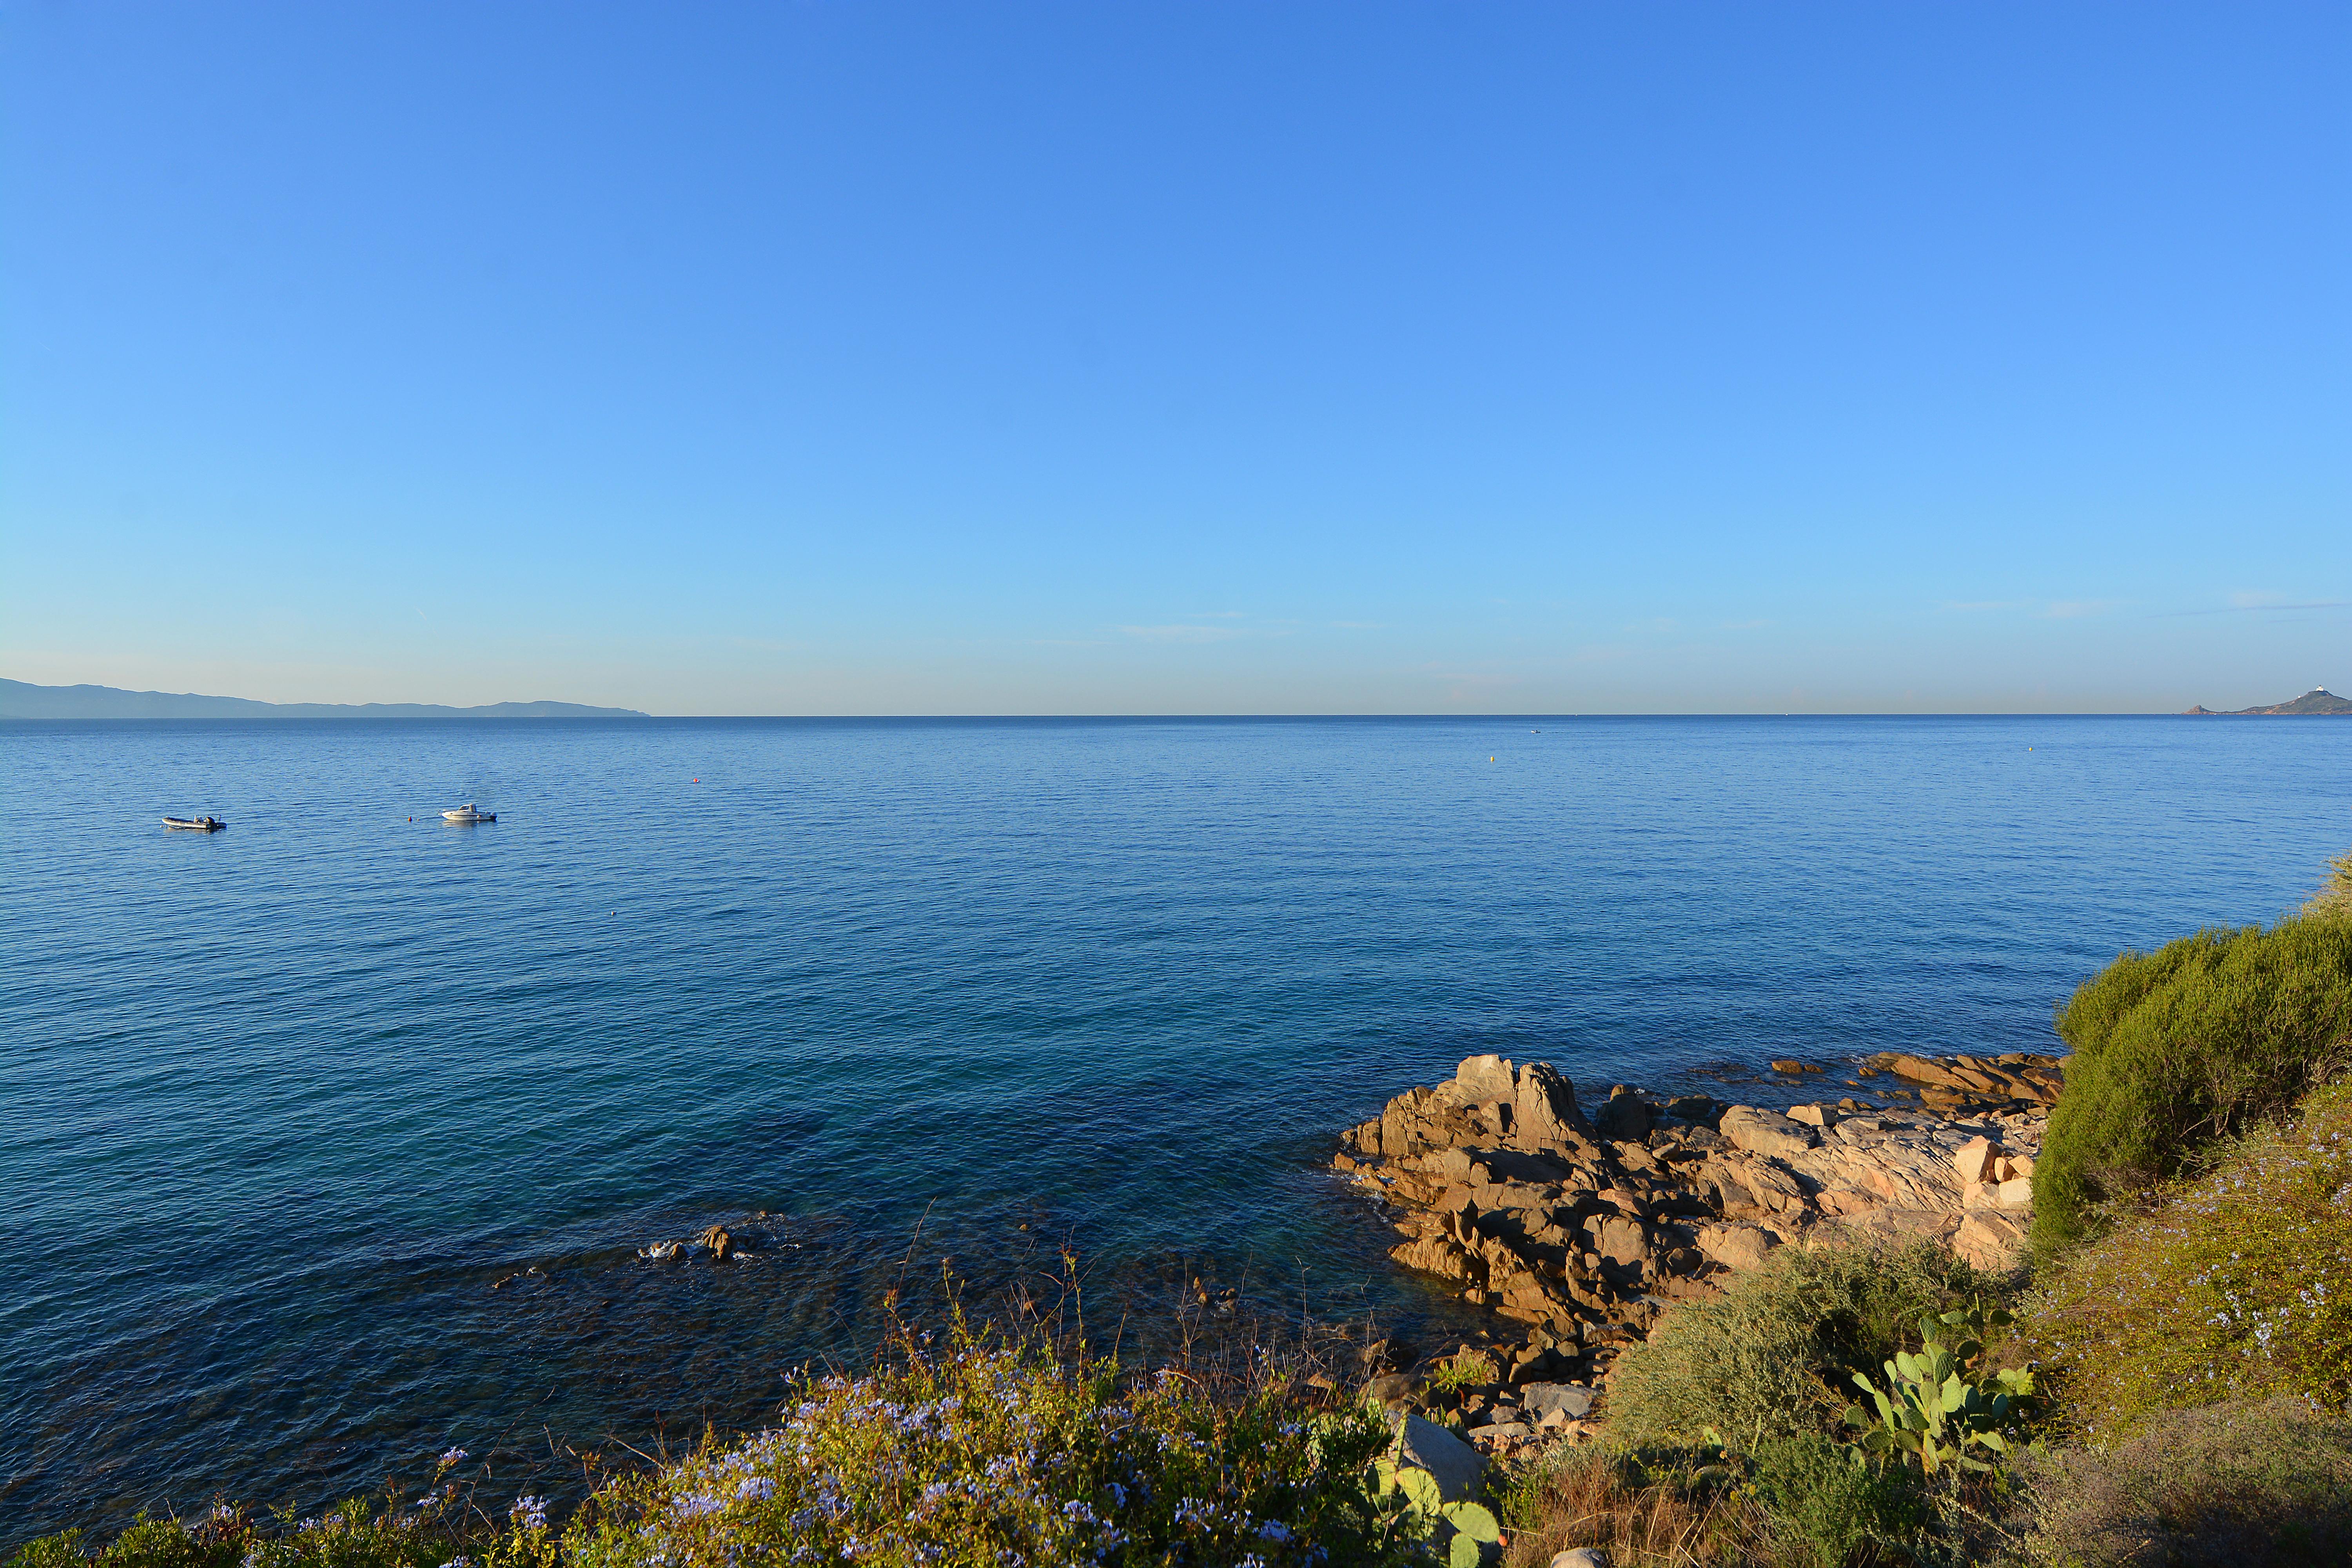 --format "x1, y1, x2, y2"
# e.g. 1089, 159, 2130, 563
1338, 1050, 2062, 1390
